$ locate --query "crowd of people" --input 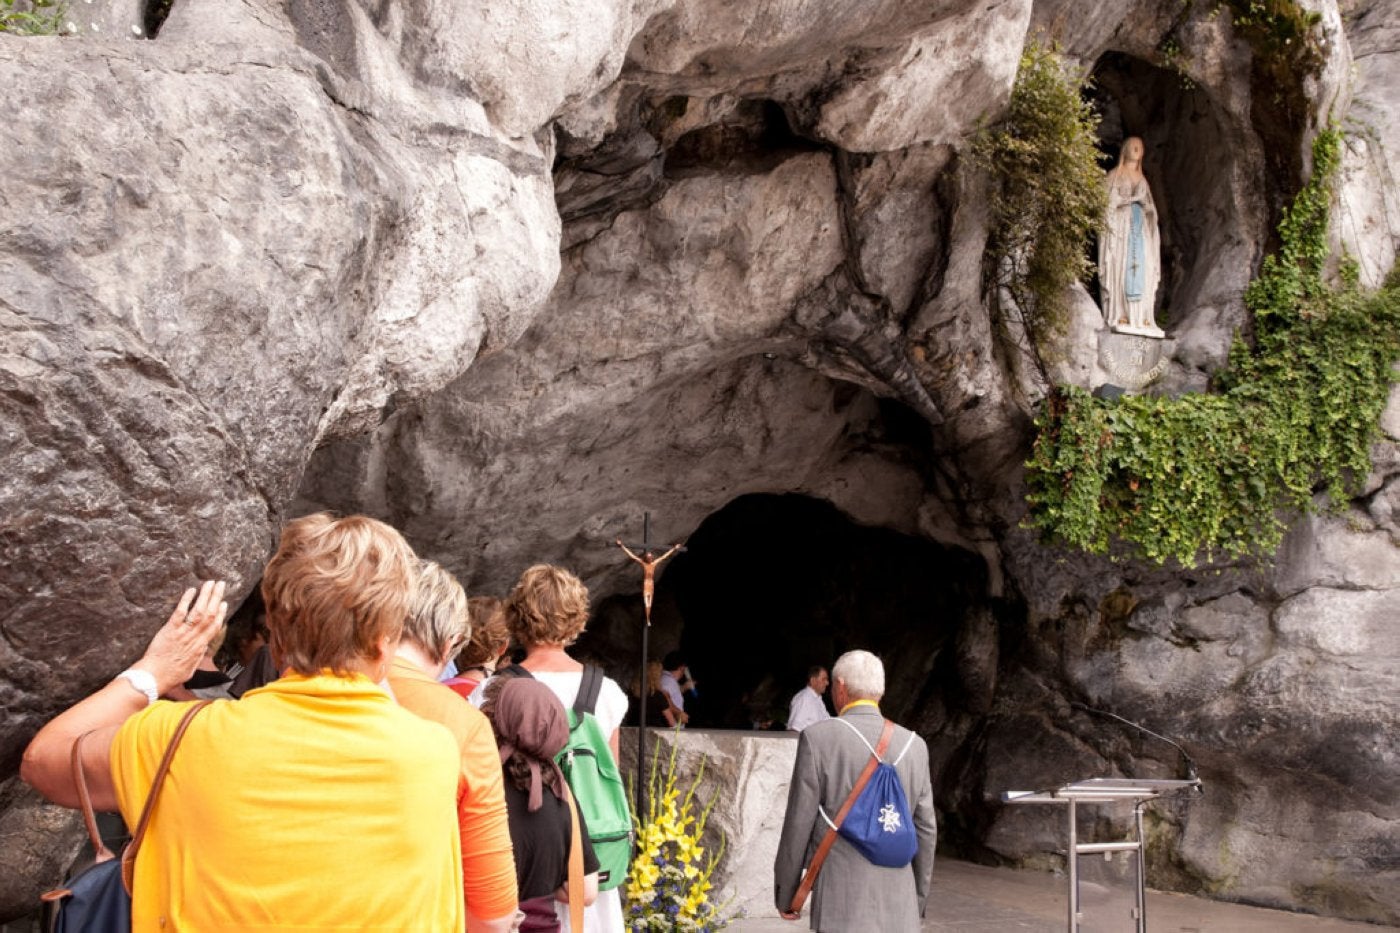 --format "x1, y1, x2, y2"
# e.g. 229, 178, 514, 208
21, 511, 938, 932
21, 514, 621, 932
